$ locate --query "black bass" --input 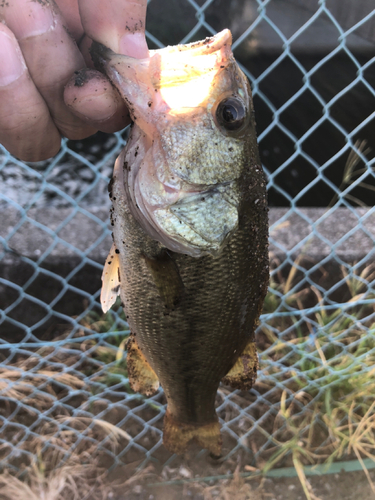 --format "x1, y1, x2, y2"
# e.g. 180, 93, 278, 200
95, 30, 269, 456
